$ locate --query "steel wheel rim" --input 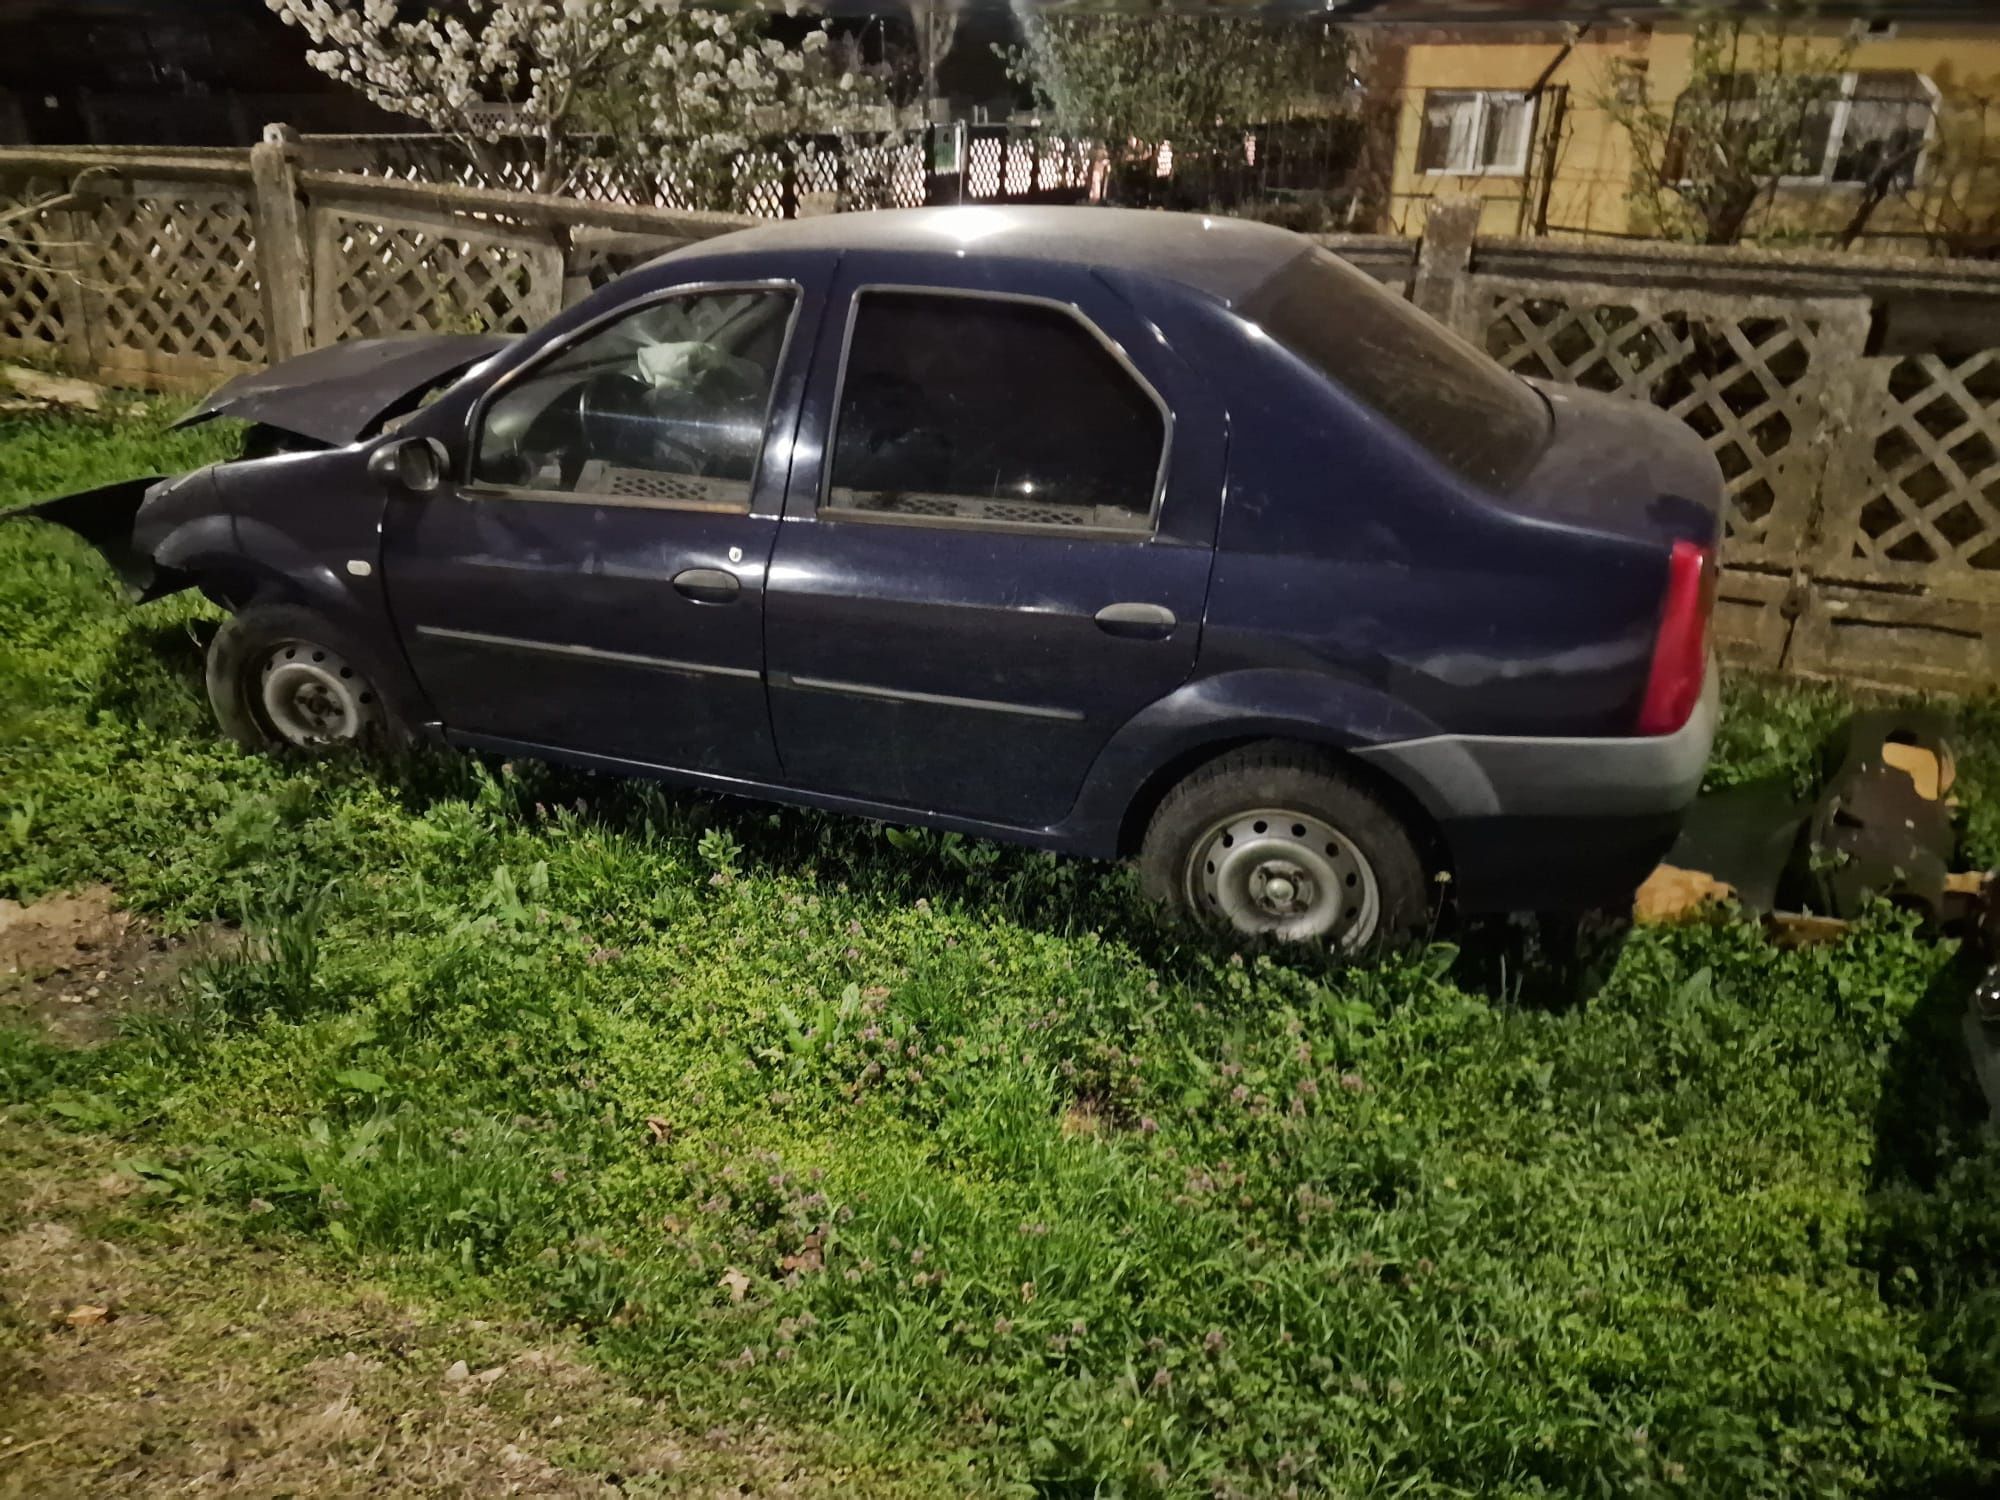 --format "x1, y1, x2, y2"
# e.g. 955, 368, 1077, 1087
256, 640, 377, 747
1186, 808, 1381, 947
